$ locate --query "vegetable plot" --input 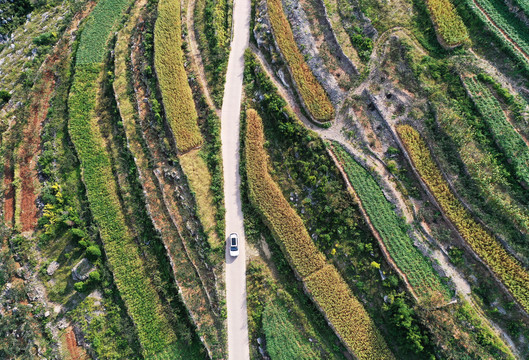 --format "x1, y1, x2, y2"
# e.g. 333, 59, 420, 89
463, 76, 529, 188
397, 125, 529, 313
331, 143, 451, 302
